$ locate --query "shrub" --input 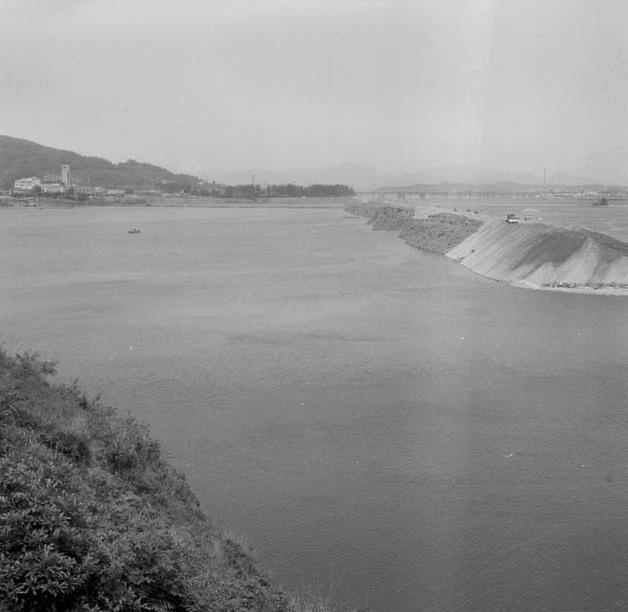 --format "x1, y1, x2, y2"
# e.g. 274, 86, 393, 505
40, 429, 91, 465
104, 416, 161, 474
0, 455, 102, 611
368, 205, 414, 231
